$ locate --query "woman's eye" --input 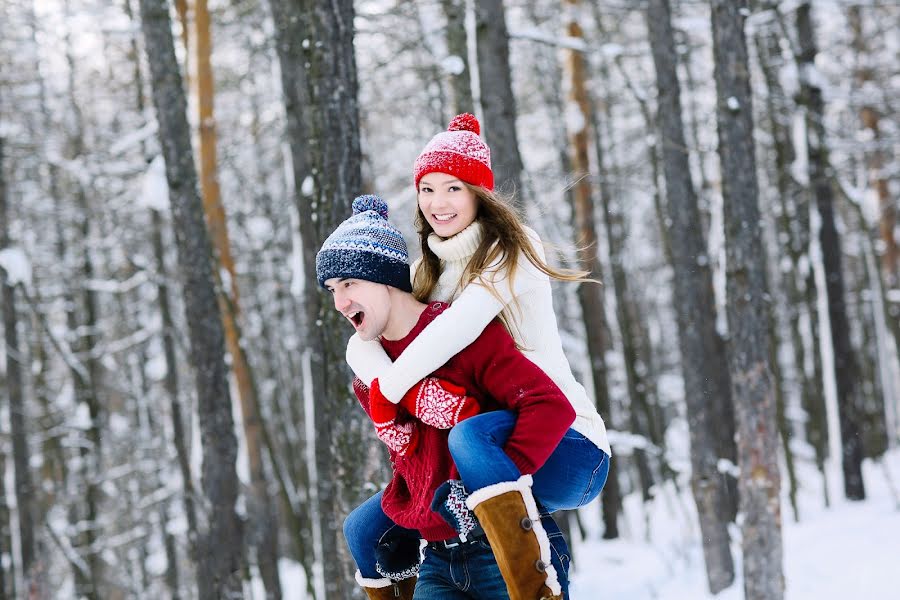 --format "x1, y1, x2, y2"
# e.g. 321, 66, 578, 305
448, 186, 461, 192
